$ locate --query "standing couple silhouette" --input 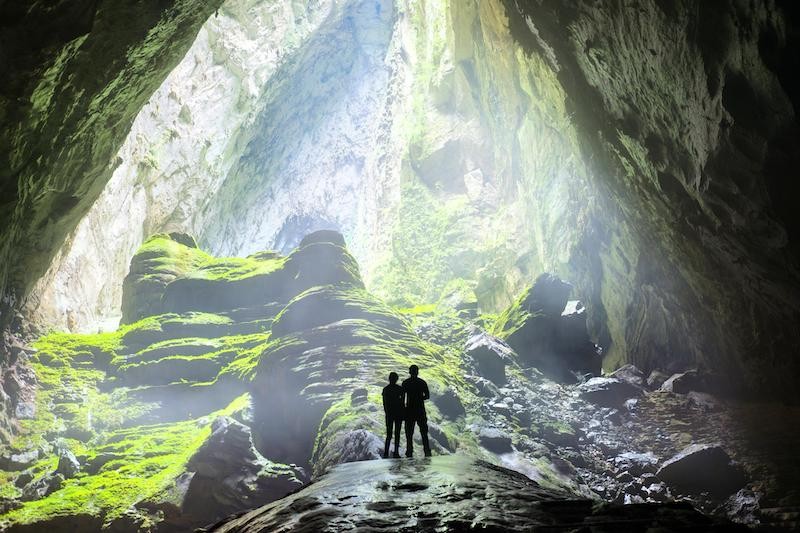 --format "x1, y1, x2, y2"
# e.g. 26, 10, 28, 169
381, 364, 431, 458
